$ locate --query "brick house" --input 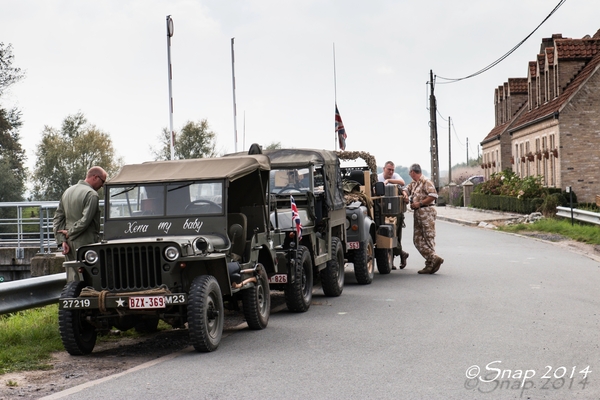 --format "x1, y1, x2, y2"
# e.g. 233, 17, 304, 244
481, 29, 600, 203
